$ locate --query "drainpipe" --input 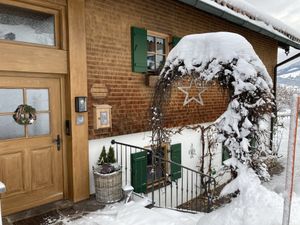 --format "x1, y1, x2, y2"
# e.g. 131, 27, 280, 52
0, 182, 6, 225
271, 52, 300, 152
